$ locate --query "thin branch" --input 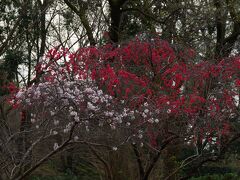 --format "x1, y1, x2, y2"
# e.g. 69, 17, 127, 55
132, 144, 145, 177
15, 122, 77, 180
